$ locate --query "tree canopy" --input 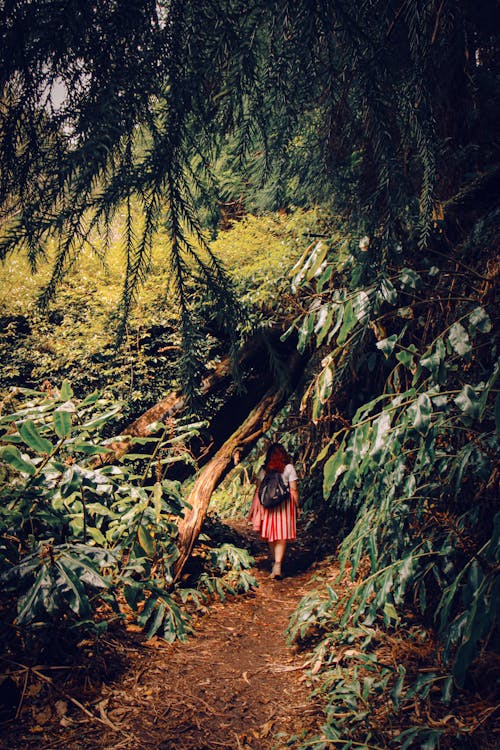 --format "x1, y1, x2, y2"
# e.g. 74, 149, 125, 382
2, 0, 497, 299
